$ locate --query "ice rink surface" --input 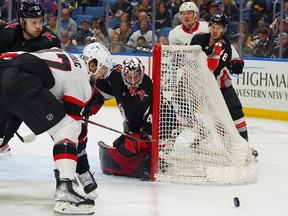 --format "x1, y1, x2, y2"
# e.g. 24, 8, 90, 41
0, 106, 288, 216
